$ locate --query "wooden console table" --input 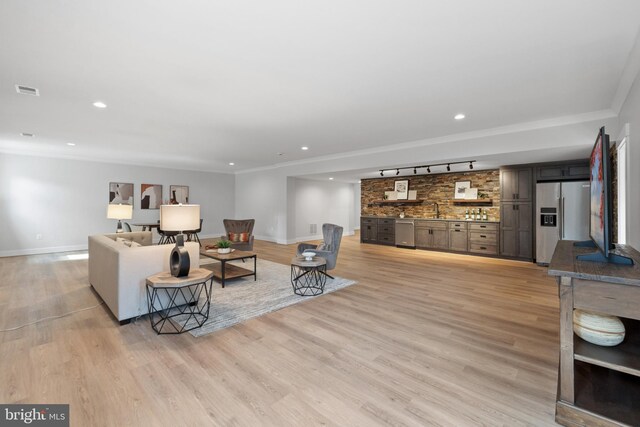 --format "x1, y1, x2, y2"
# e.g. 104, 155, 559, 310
548, 241, 640, 427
